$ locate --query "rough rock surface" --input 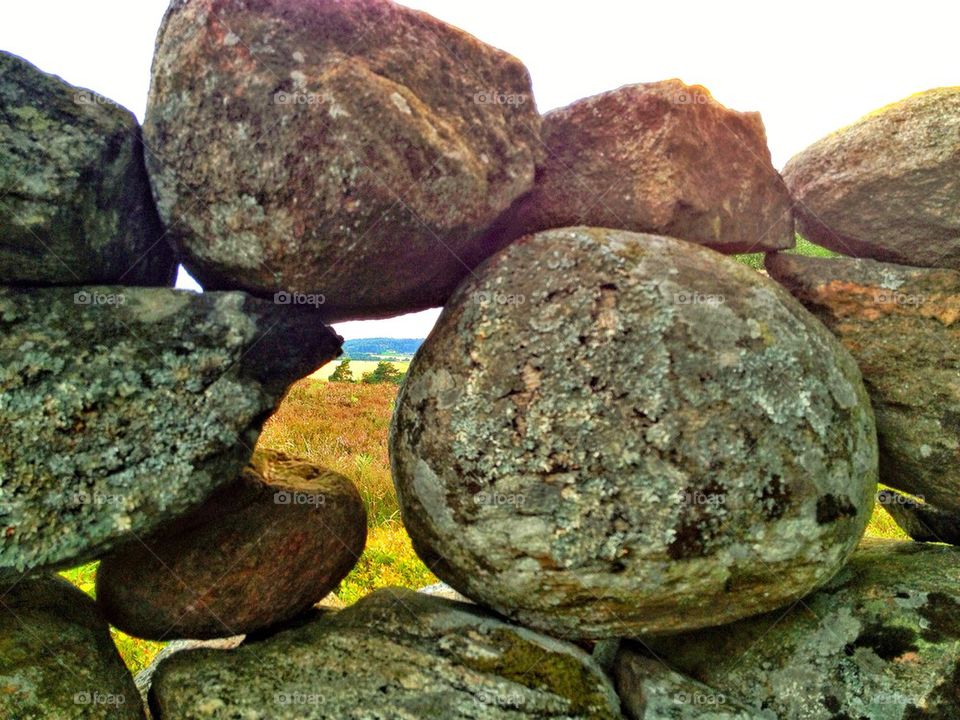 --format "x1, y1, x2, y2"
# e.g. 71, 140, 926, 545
878, 489, 960, 546
783, 87, 960, 268
96, 450, 365, 640
391, 227, 877, 638
642, 539, 960, 719
0, 287, 342, 575
149, 587, 622, 719
0, 574, 145, 719
483, 80, 794, 255
0, 51, 175, 287
612, 650, 769, 720
765, 253, 960, 515
145, 0, 542, 321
